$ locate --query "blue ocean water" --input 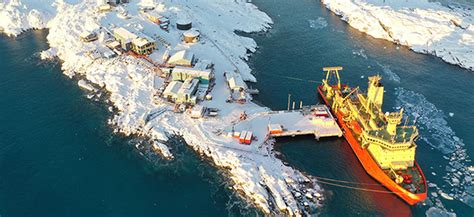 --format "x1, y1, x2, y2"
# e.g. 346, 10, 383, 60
250, 0, 474, 216
1, 0, 473, 216
0, 31, 254, 217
